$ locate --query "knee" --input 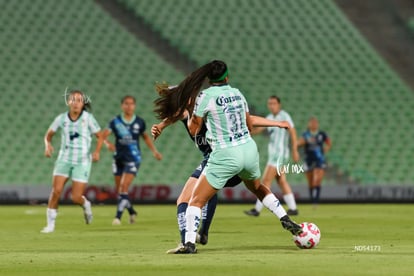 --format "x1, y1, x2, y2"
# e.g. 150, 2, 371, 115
71, 194, 84, 205
50, 188, 63, 199
188, 195, 206, 208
